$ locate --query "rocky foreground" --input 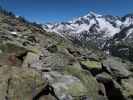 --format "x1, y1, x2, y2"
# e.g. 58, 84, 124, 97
0, 9, 133, 100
